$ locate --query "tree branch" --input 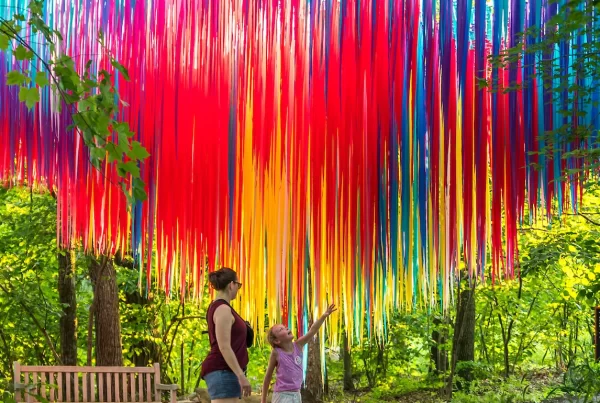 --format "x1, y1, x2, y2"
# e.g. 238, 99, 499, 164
0, 327, 13, 369
578, 212, 600, 226
0, 283, 61, 364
